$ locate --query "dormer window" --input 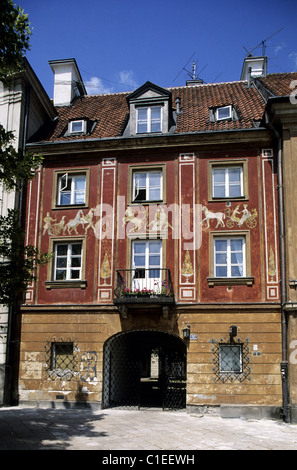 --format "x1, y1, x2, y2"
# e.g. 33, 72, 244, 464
209, 105, 238, 123
216, 106, 232, 121
69, 120, 86, 134
137, 106, 162, 133
124, 81, 174, 137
